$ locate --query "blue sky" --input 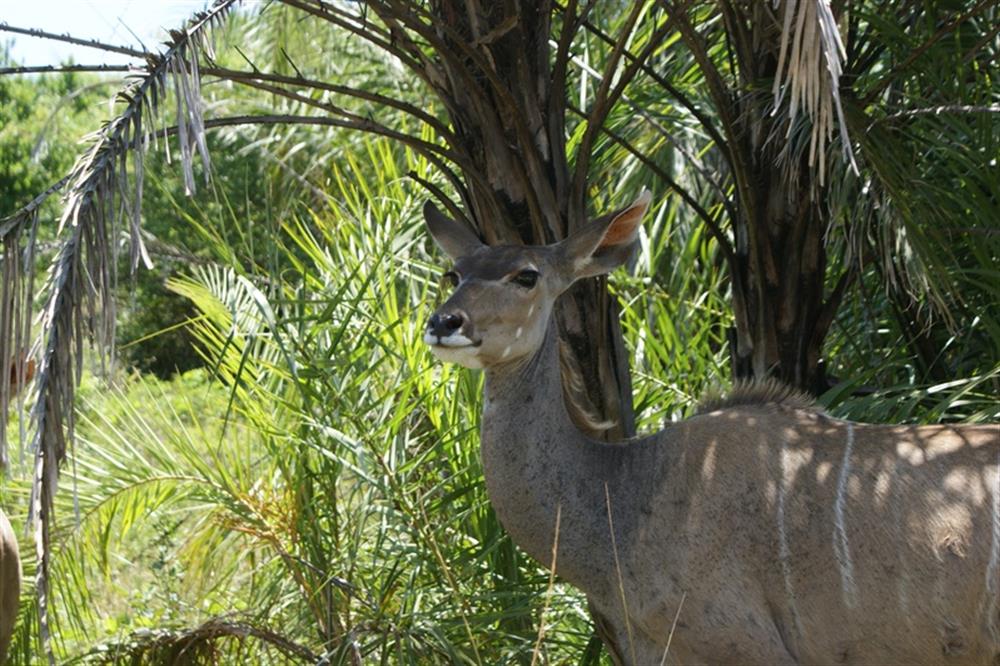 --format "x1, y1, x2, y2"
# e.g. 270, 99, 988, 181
3, 1, 216, 66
